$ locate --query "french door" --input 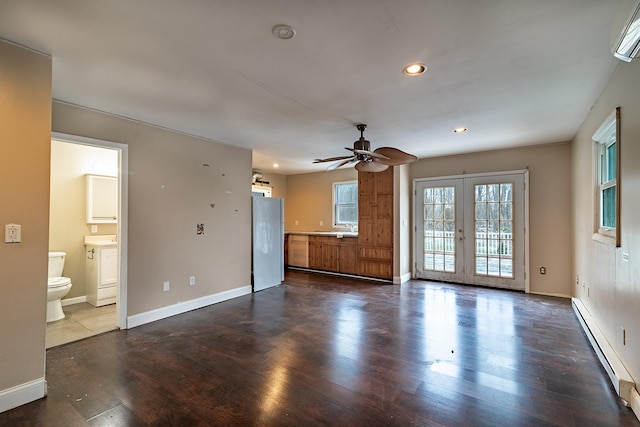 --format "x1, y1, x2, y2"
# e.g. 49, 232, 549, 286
414, 172, 526, 291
